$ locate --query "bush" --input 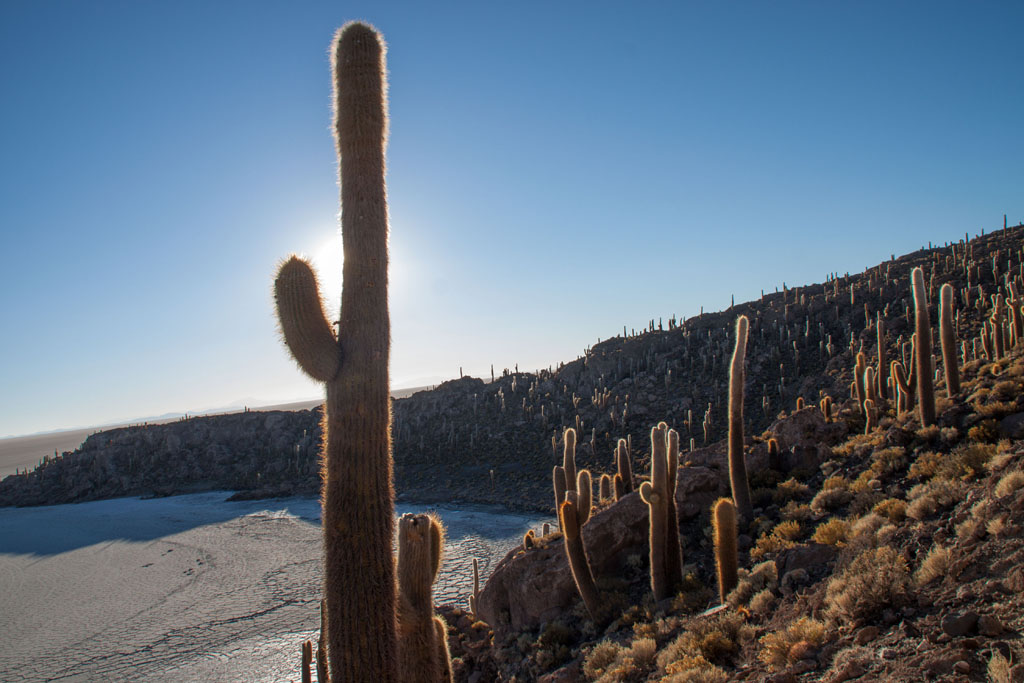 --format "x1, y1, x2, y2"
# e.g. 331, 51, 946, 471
758, 617, 827, 670
812, 518, 850, 546
995, 471, 1024, 498
872, 498, 907, 523
914, 544, 951, 586
824, 546, 910, 626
